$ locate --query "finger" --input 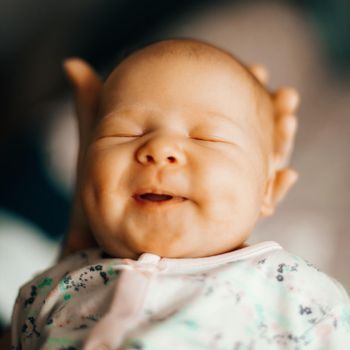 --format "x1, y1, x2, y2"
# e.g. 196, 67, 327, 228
61, 226, 97, 258
273, 168, 298, 204
275, 114, 298, 167
63, 58, 103, 178
273, 87, 300, 116
63, 58, 103, 144
61, 58, 102, 258
247, 64, 269, 85
63, 58, 102, 99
